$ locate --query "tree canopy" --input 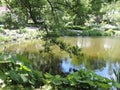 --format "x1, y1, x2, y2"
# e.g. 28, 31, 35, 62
0, 0, 119, 31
